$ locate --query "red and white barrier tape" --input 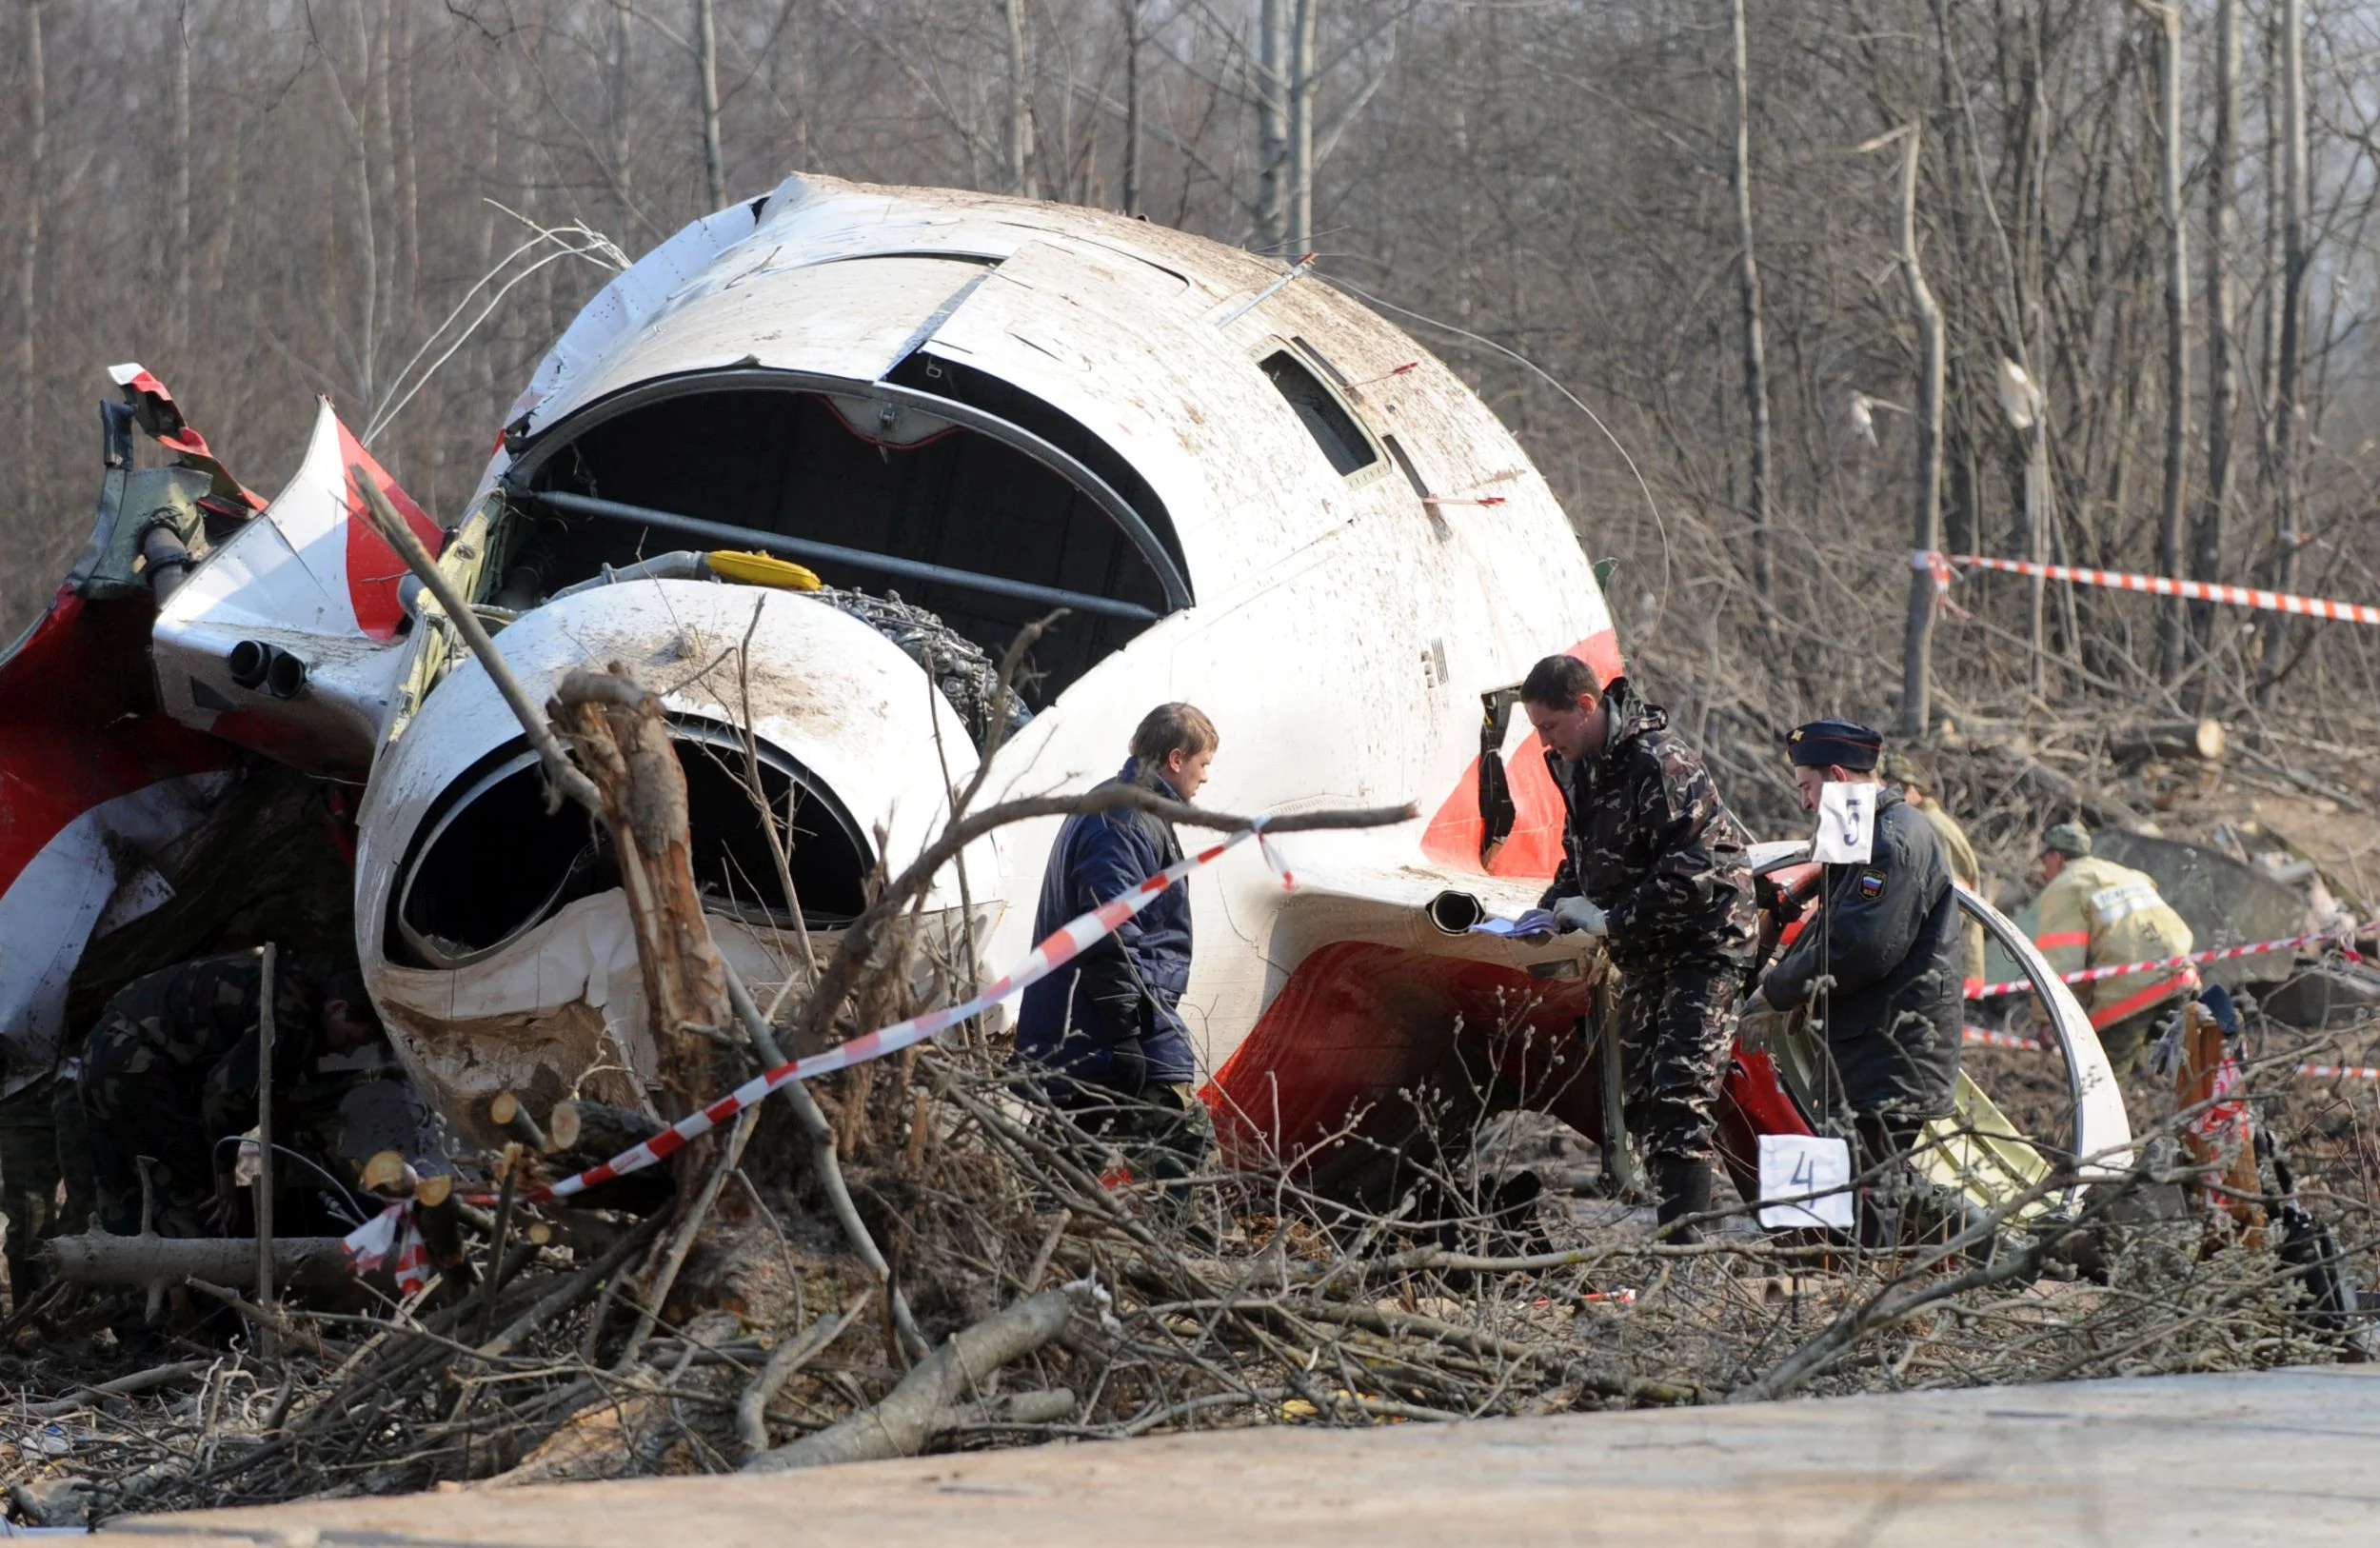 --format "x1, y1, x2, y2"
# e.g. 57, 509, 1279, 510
1922, 550, 2380, 626
342, 821, 1280, 1267
525, 823, 1278, 1204
1968, 923, 2366, 1001
1959, 1026, 2380, 1081
343, 1202, 430, 1295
